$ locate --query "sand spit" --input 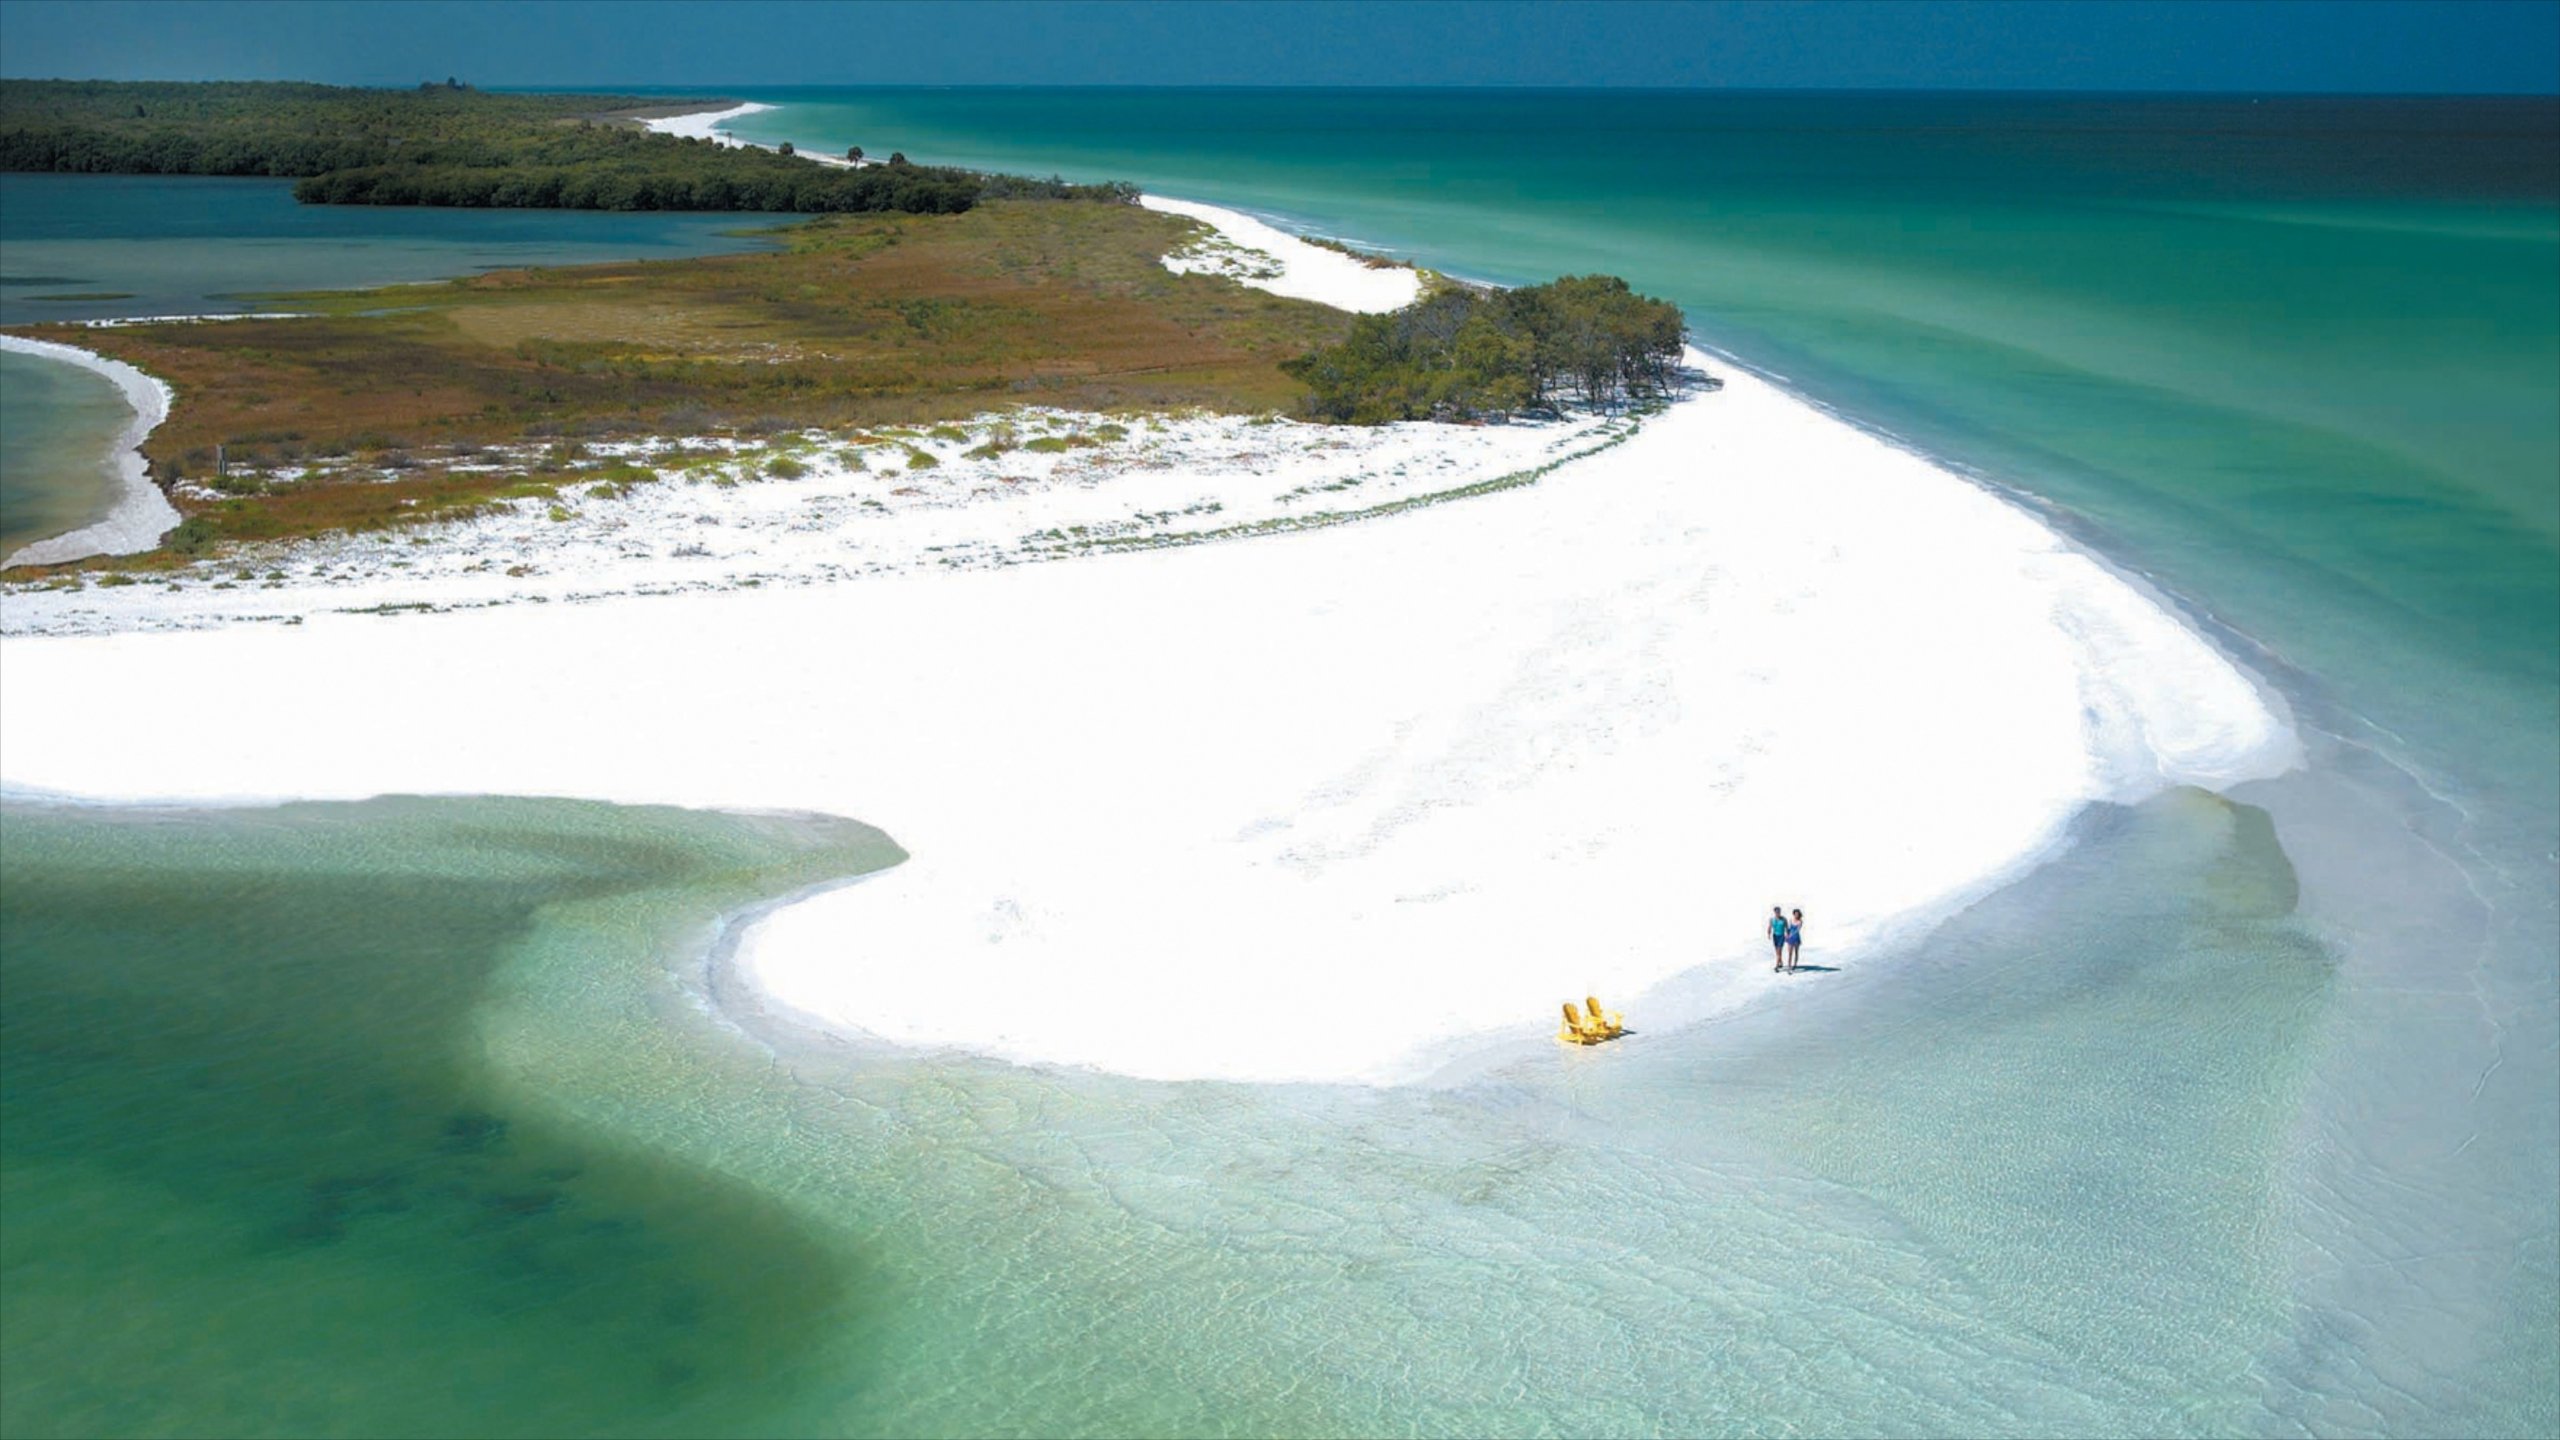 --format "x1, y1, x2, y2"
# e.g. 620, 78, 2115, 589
0, 351, 2296, 1083
0, 190, 2294, 1084
0, 336, 183, 569
1142, 196, 1425, 313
